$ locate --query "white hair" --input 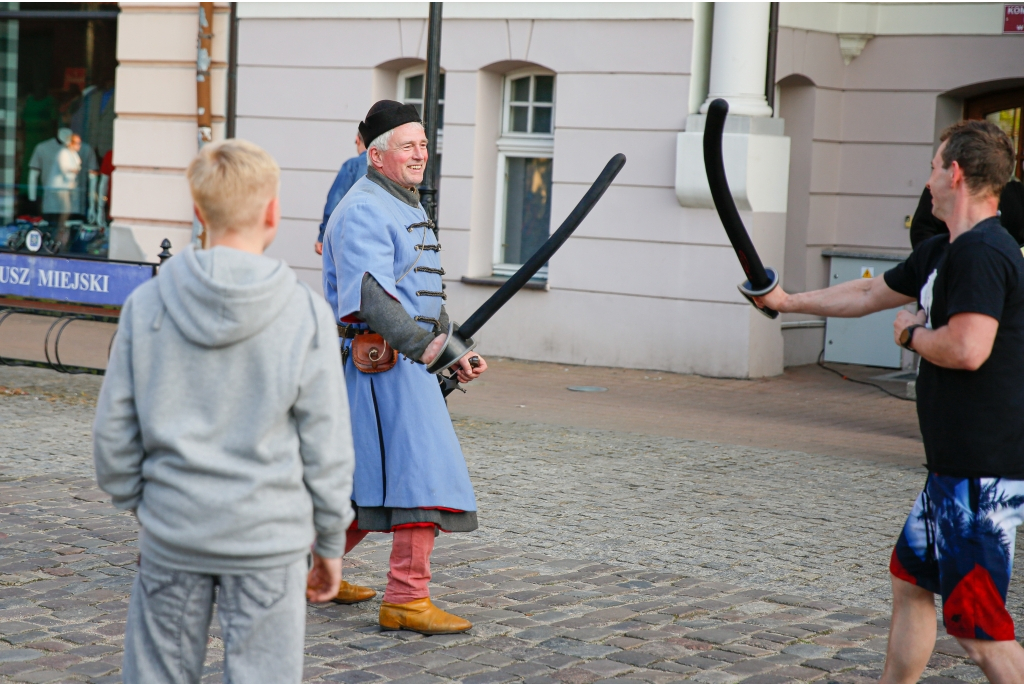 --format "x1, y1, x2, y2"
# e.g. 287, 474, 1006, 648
369, 121, 425, 155
369, 128, 395, 155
